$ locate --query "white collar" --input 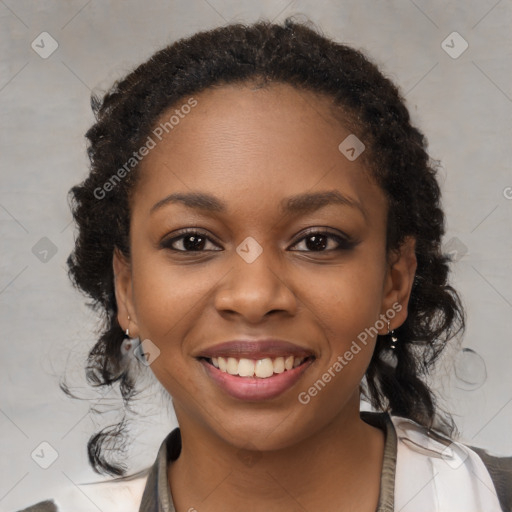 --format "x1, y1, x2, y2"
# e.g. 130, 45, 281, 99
391, 415, 502, 511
